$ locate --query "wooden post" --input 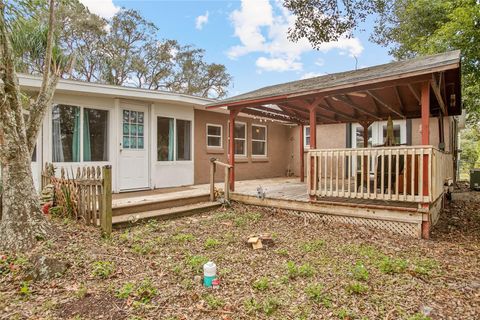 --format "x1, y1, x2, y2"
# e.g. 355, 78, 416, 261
209, 158, 216, 201
421, 82, 431, 239
309, 108, 317, 200
300, 124, 304, 182
361, 121, 371, 186
224, 166, 230, 201
229, 109, 236, 191
101, 165, 112, 237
